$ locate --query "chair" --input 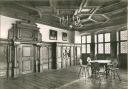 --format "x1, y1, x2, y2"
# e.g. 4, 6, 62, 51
78, 59, 89, 78
86, 57, 92, 77
109, 58, 121, 81
91, 62, 100, 78
91, 62, 107, 83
